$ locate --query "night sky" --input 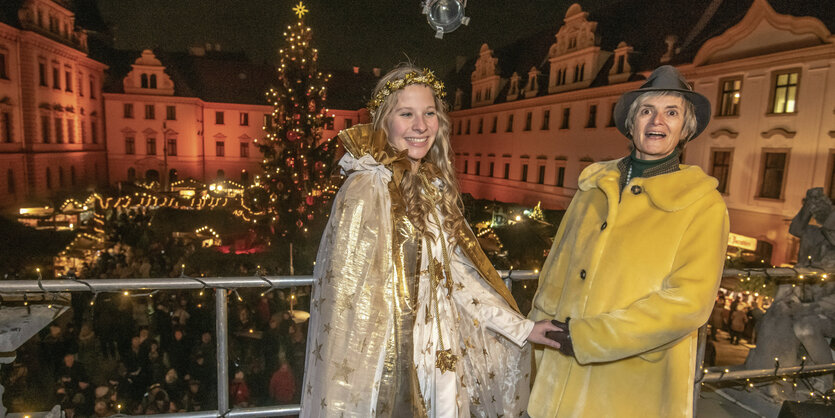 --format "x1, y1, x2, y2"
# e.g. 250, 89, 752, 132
95, 0, 612, 74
